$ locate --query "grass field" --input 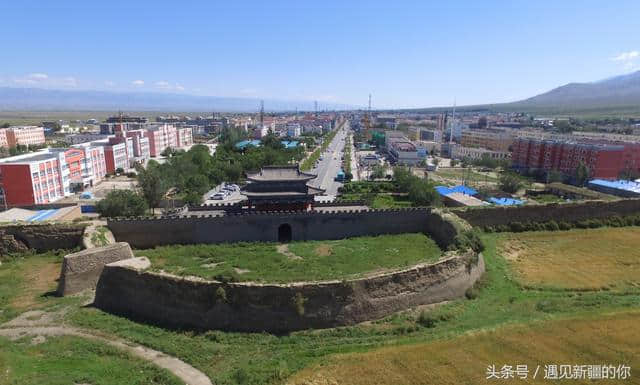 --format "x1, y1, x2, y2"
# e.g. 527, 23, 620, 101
0, 251, 81, 324
431, 168, 499, 184
288, 311, 640, 385
1, 228, 639, 384
0, 335, 181, 385
139, 233, 442, 283
500, 227, 640, 291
